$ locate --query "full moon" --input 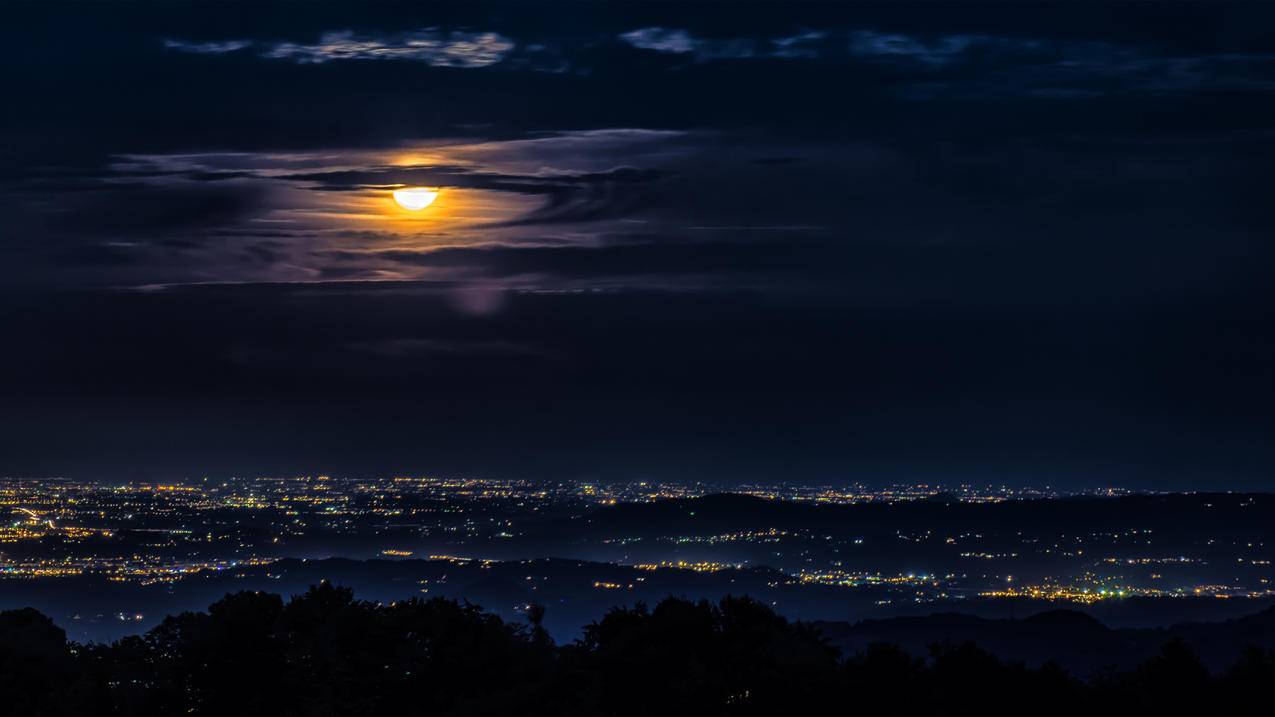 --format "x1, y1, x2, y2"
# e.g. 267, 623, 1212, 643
392, 187, 440, 211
